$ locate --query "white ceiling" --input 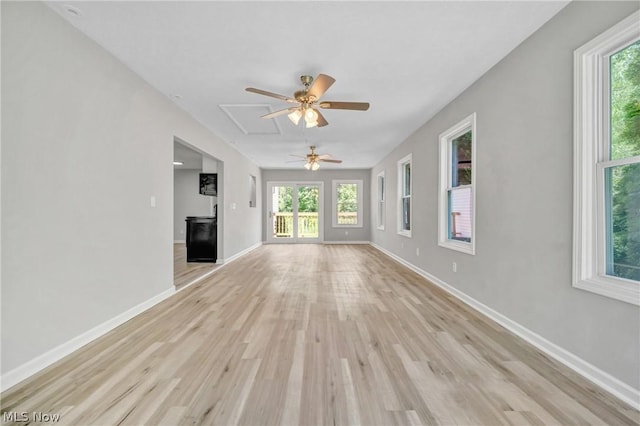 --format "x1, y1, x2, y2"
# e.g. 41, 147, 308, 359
47, 1, 569, 170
